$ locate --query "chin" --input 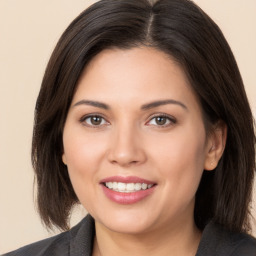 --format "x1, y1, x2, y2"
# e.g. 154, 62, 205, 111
103, 220, 152, 235
94, 209, 161, 235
